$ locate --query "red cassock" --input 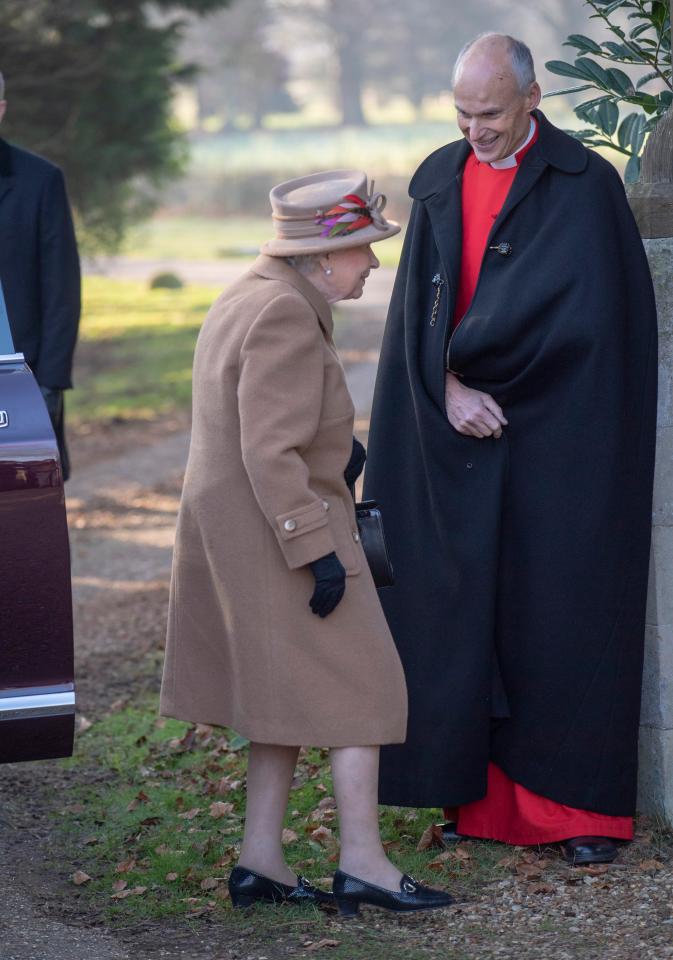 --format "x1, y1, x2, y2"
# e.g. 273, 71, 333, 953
445, 121, 633, 845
